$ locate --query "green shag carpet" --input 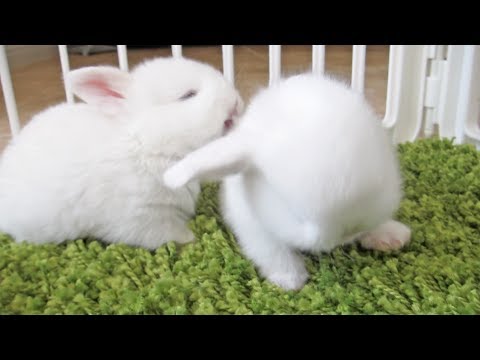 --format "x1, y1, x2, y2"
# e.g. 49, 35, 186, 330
1, 138, 479, 315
